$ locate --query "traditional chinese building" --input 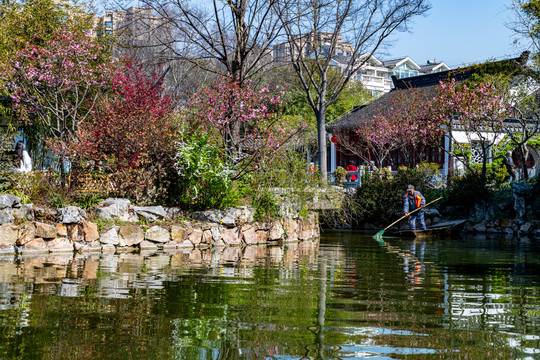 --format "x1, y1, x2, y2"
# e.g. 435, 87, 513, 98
326, 52, 534, 180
